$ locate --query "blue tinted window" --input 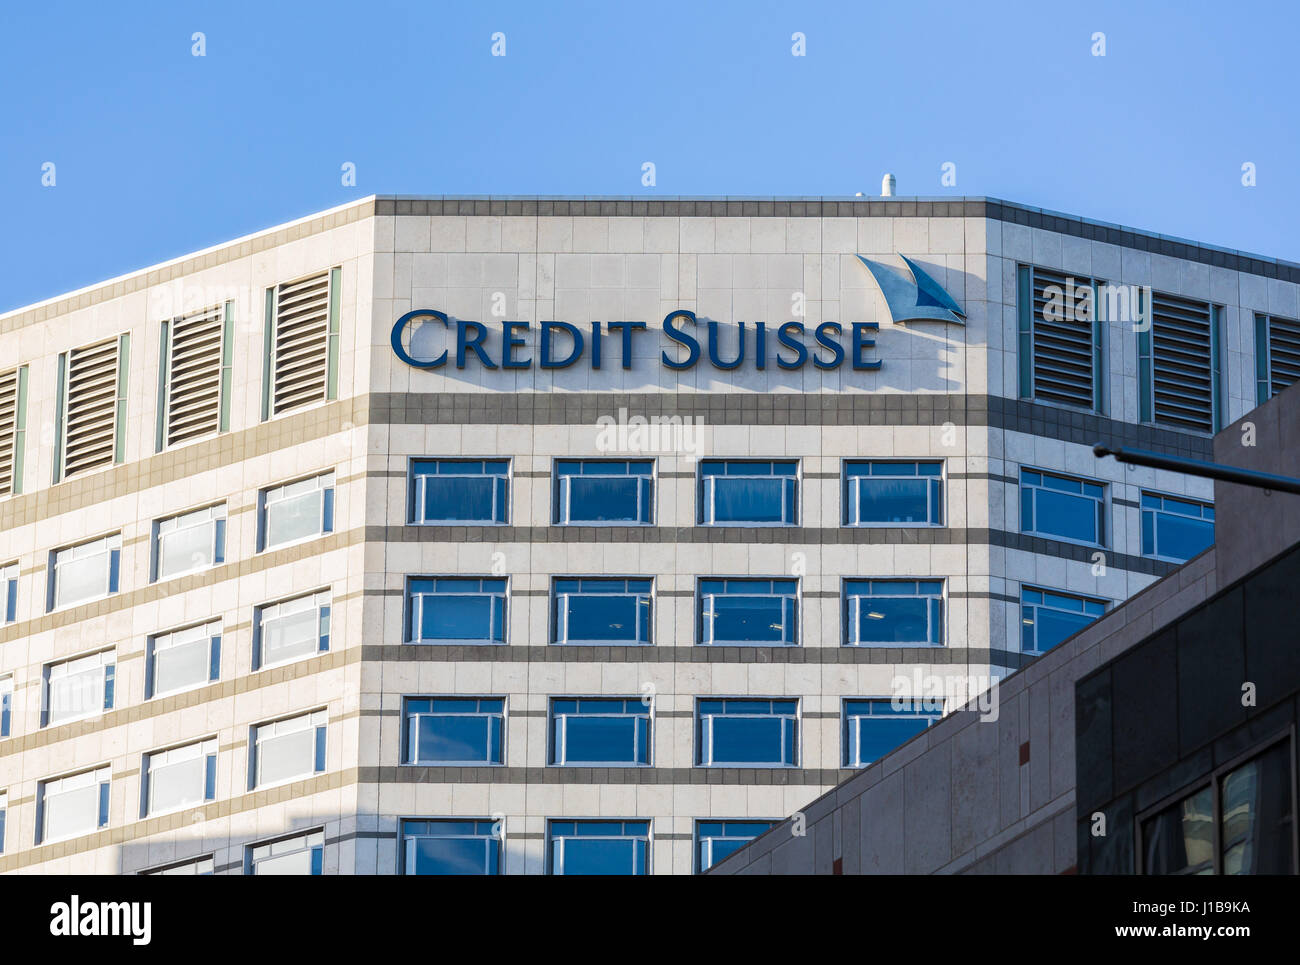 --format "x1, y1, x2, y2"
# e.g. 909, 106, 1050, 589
696, 699, 798, 767
842, 699, 941, 767
1140, 492, 1214, 563
699, 461, 798, 525
550, 698, 650, 765
548, 820, 650, 875
698, 579, 798, 646
1020, 587, 1106, 654
844, 580, 944, 646
403, 819, 501, 875
696, 820, 776, 871
0, 679, 10, 738
407, 578, 507, 644
411, 459, 509, 524
405, 697, 505, 765
553, 578, 652, 645
844, 461, 943, 526
1020, 468, 1105, 545
554, 460, 653, 524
